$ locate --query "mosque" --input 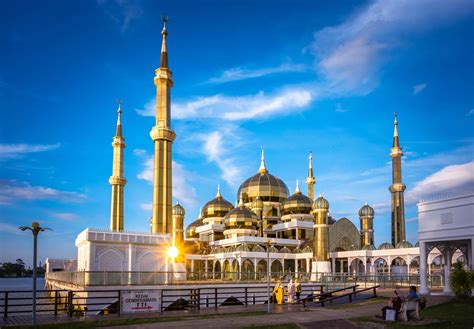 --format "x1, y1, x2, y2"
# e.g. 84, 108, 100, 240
91, 18, 424, 280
